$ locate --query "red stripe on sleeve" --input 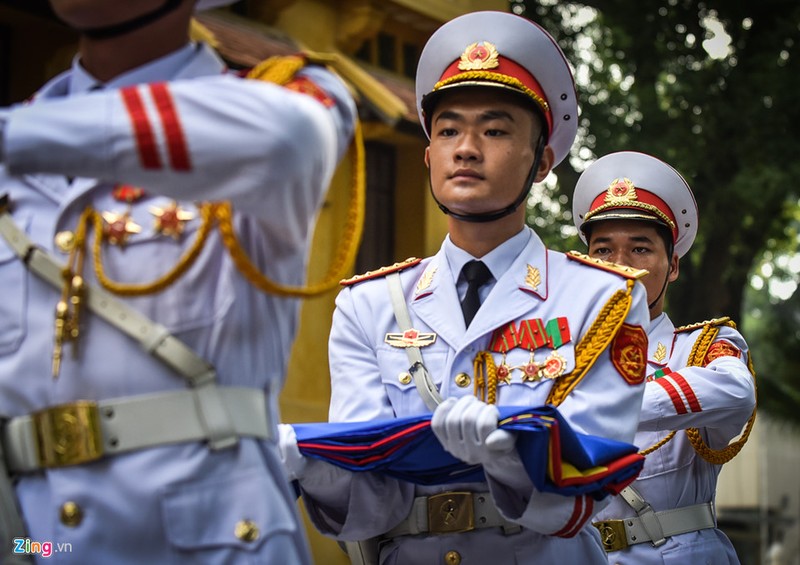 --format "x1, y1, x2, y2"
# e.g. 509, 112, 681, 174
149, 83, 191, 171
670, 372, 702, 413
120, 86, 162, 169
552, 496, 593, 538
656, 377, 688, 414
